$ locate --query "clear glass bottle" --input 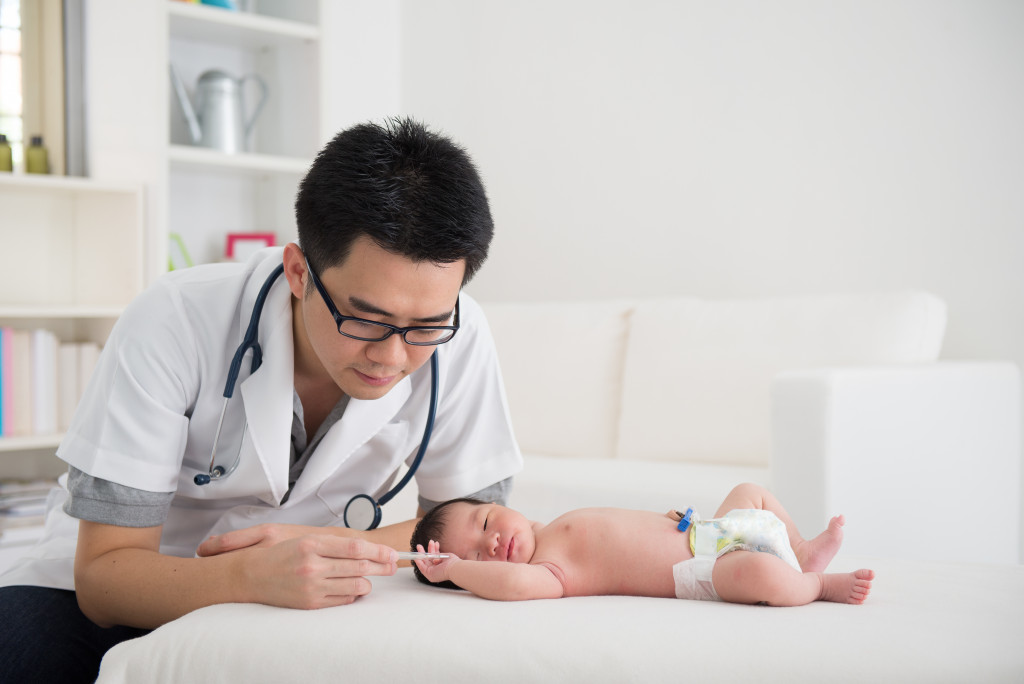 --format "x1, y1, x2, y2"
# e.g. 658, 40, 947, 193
25, 135, 49, 174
